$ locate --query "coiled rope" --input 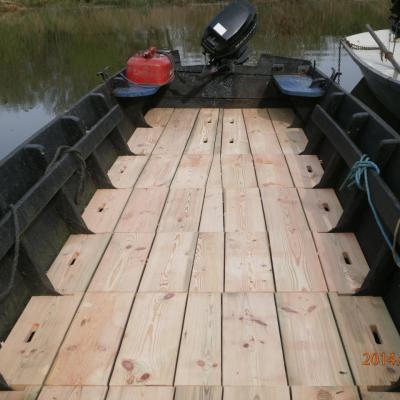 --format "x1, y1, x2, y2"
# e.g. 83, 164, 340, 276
0, 205, 20, 303
341, 155, 400, 267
